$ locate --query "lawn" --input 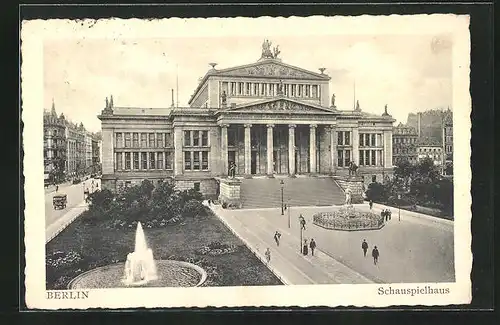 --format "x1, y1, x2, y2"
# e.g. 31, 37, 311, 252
46, 207, 283, 289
